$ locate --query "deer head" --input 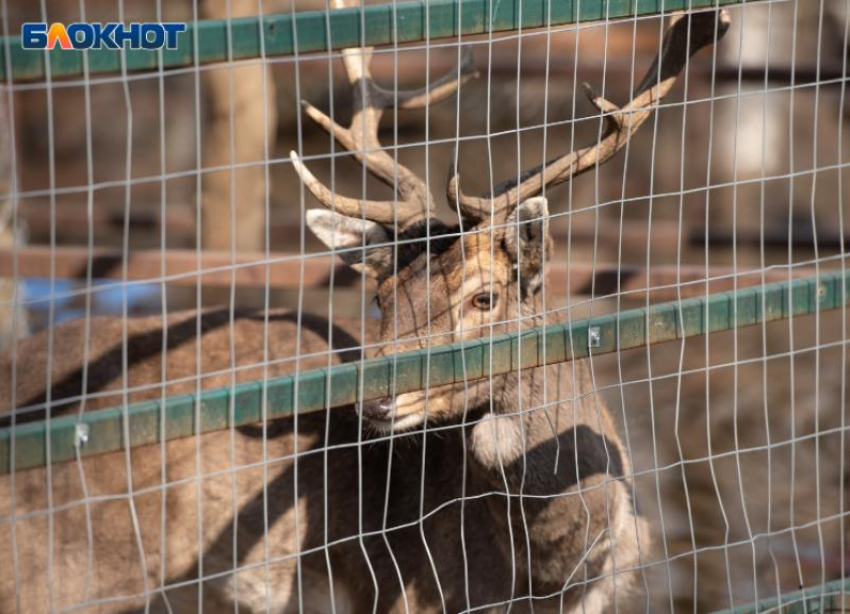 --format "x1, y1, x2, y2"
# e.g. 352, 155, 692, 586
293, 6, 730, 432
